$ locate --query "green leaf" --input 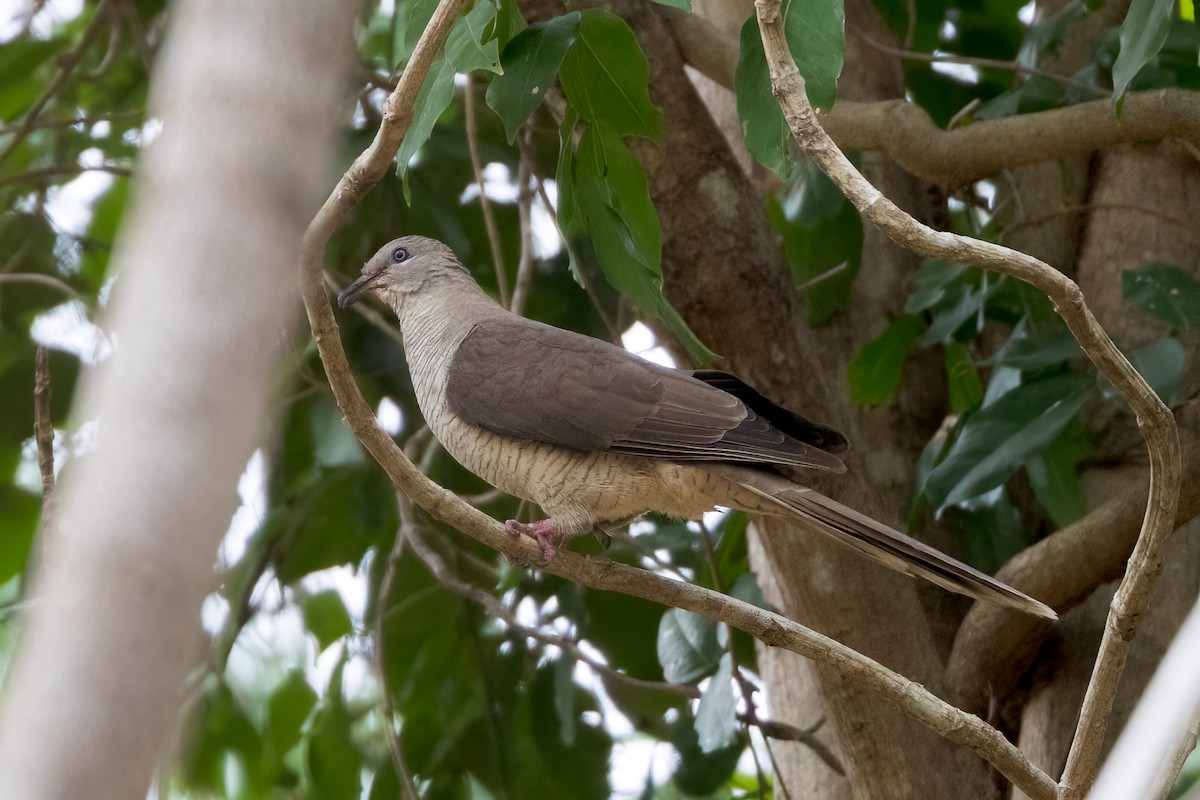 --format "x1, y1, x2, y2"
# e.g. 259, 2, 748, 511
734, 0, 845, 174
402, 0, 441, 59
920, 275, 998, 347
653, 0, 692, 8
446, 0, 502, 74
904, 259, 967, 313
766, 181, 863, 326
925, 374, 1094, 508
307, 657, 361, 799
944, 342, 984, 414
274, 466, 397, 584
568, 121, 715, 363
694, 654, 737, 752
486, 12, 581, 142
985, 317, 1082, 370
780, 0, 845, 112
736, 20, 794, 180
1025, 421, 1092, 528
265, 671, 318, 758
657, 608, 721, 683
559, 9, 662, 140
1112, 0, 1176, 101
552, 656, 576, 746
1123, 263, 1200, 330
0, 488, 39, 585
395, 58, 456, 178
303, 590, 354, 652
1131, 336, 1185, 403
671, 709, 743, 795
847, 315, 925, 406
